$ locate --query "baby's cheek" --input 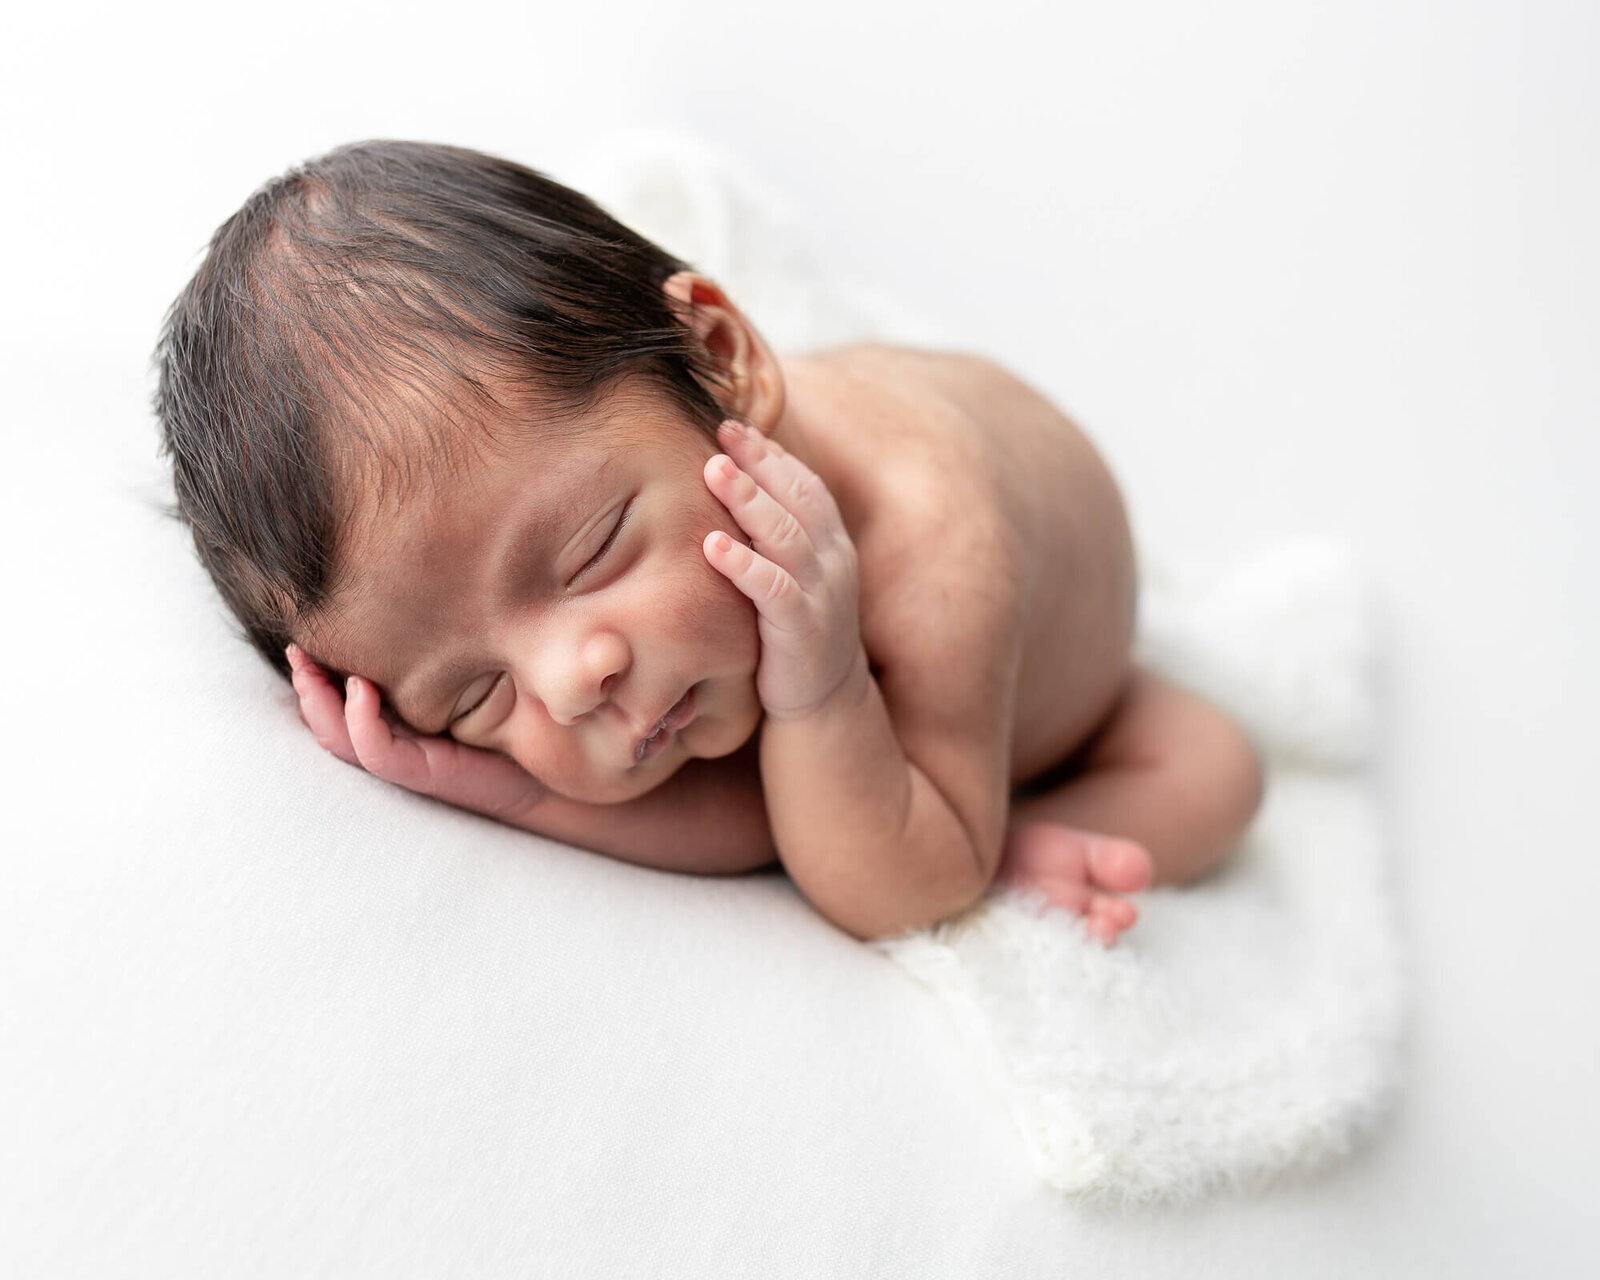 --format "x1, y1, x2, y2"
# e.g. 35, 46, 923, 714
490, 709, 564, 783
490, 713, 627, 802
669, 546, 757, 636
